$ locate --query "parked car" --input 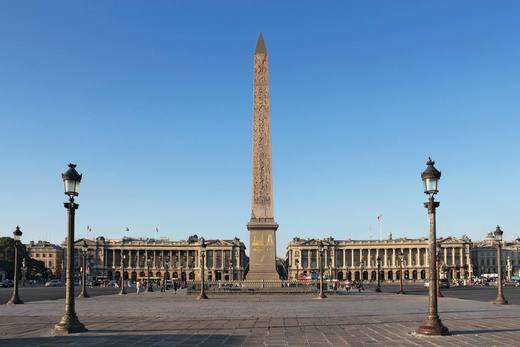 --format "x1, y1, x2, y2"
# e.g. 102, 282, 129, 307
424, 278, 450, 289
107, 280, 119, 288
45, 279, 63, 287
0, 279, 13, 288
